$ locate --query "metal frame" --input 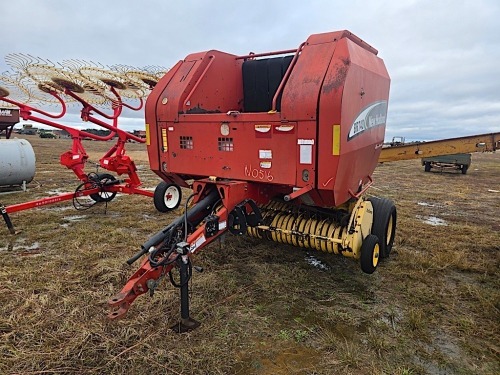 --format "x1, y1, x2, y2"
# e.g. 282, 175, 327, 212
0, 85, 154, 233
